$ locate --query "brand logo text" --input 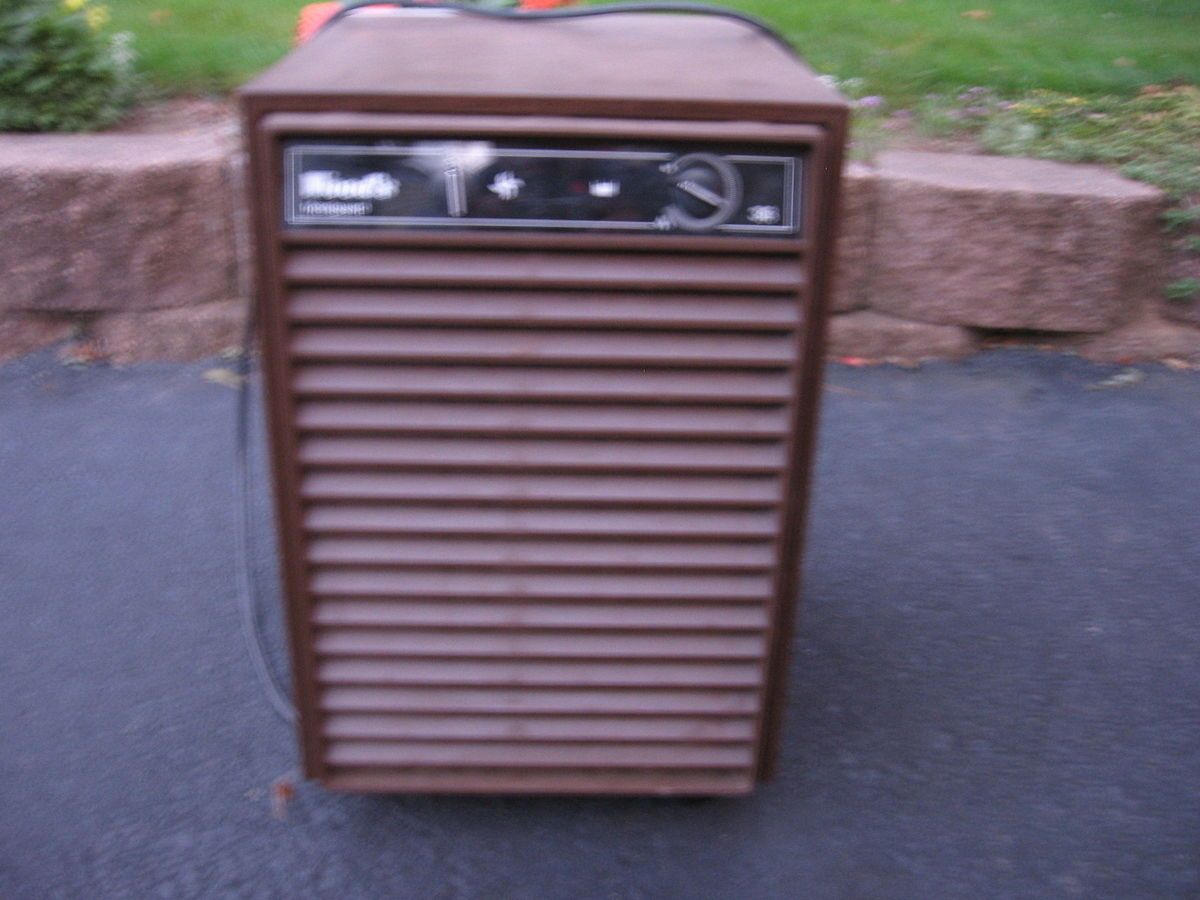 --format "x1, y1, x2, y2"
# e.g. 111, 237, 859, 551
299, 170, 401, 201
